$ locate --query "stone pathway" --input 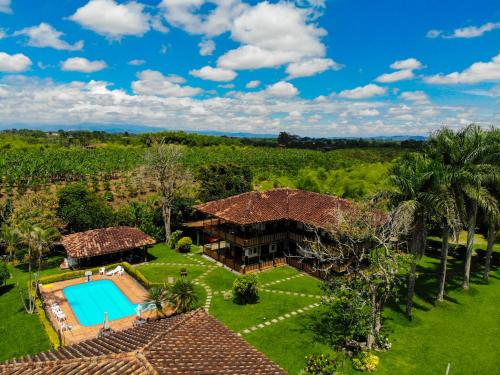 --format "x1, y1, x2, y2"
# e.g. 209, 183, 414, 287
260, 288, 322, 299
259, 273, 304, 288
239, 302, 321, 335
193, 266, 217, 311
